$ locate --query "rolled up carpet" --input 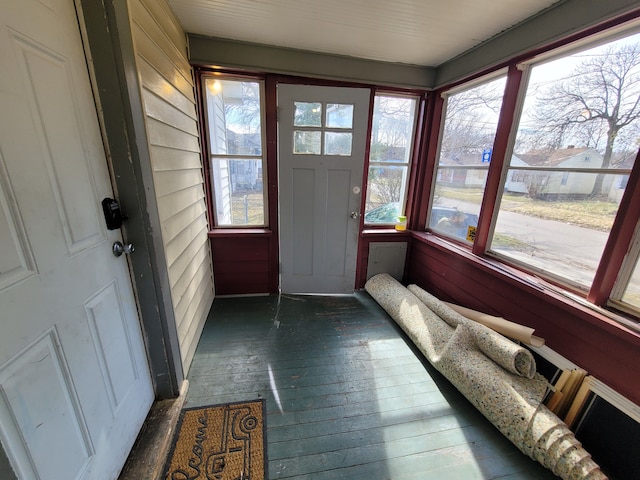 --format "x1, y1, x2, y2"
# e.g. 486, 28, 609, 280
365, 273, 607, 480
408, 284, 536, 378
